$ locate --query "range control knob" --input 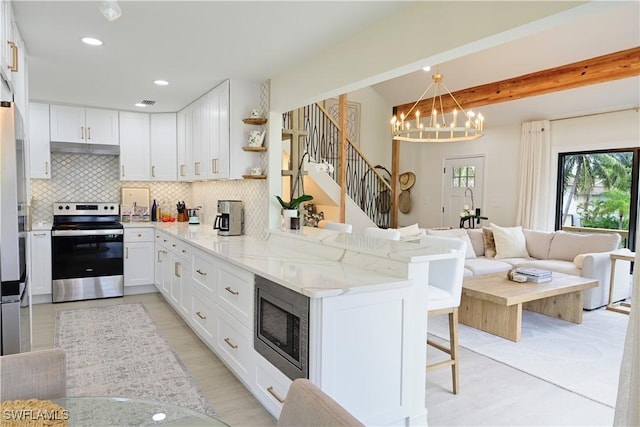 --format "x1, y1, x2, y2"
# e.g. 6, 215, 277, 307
65, 205, 70, 210
58, 205, 63, 210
